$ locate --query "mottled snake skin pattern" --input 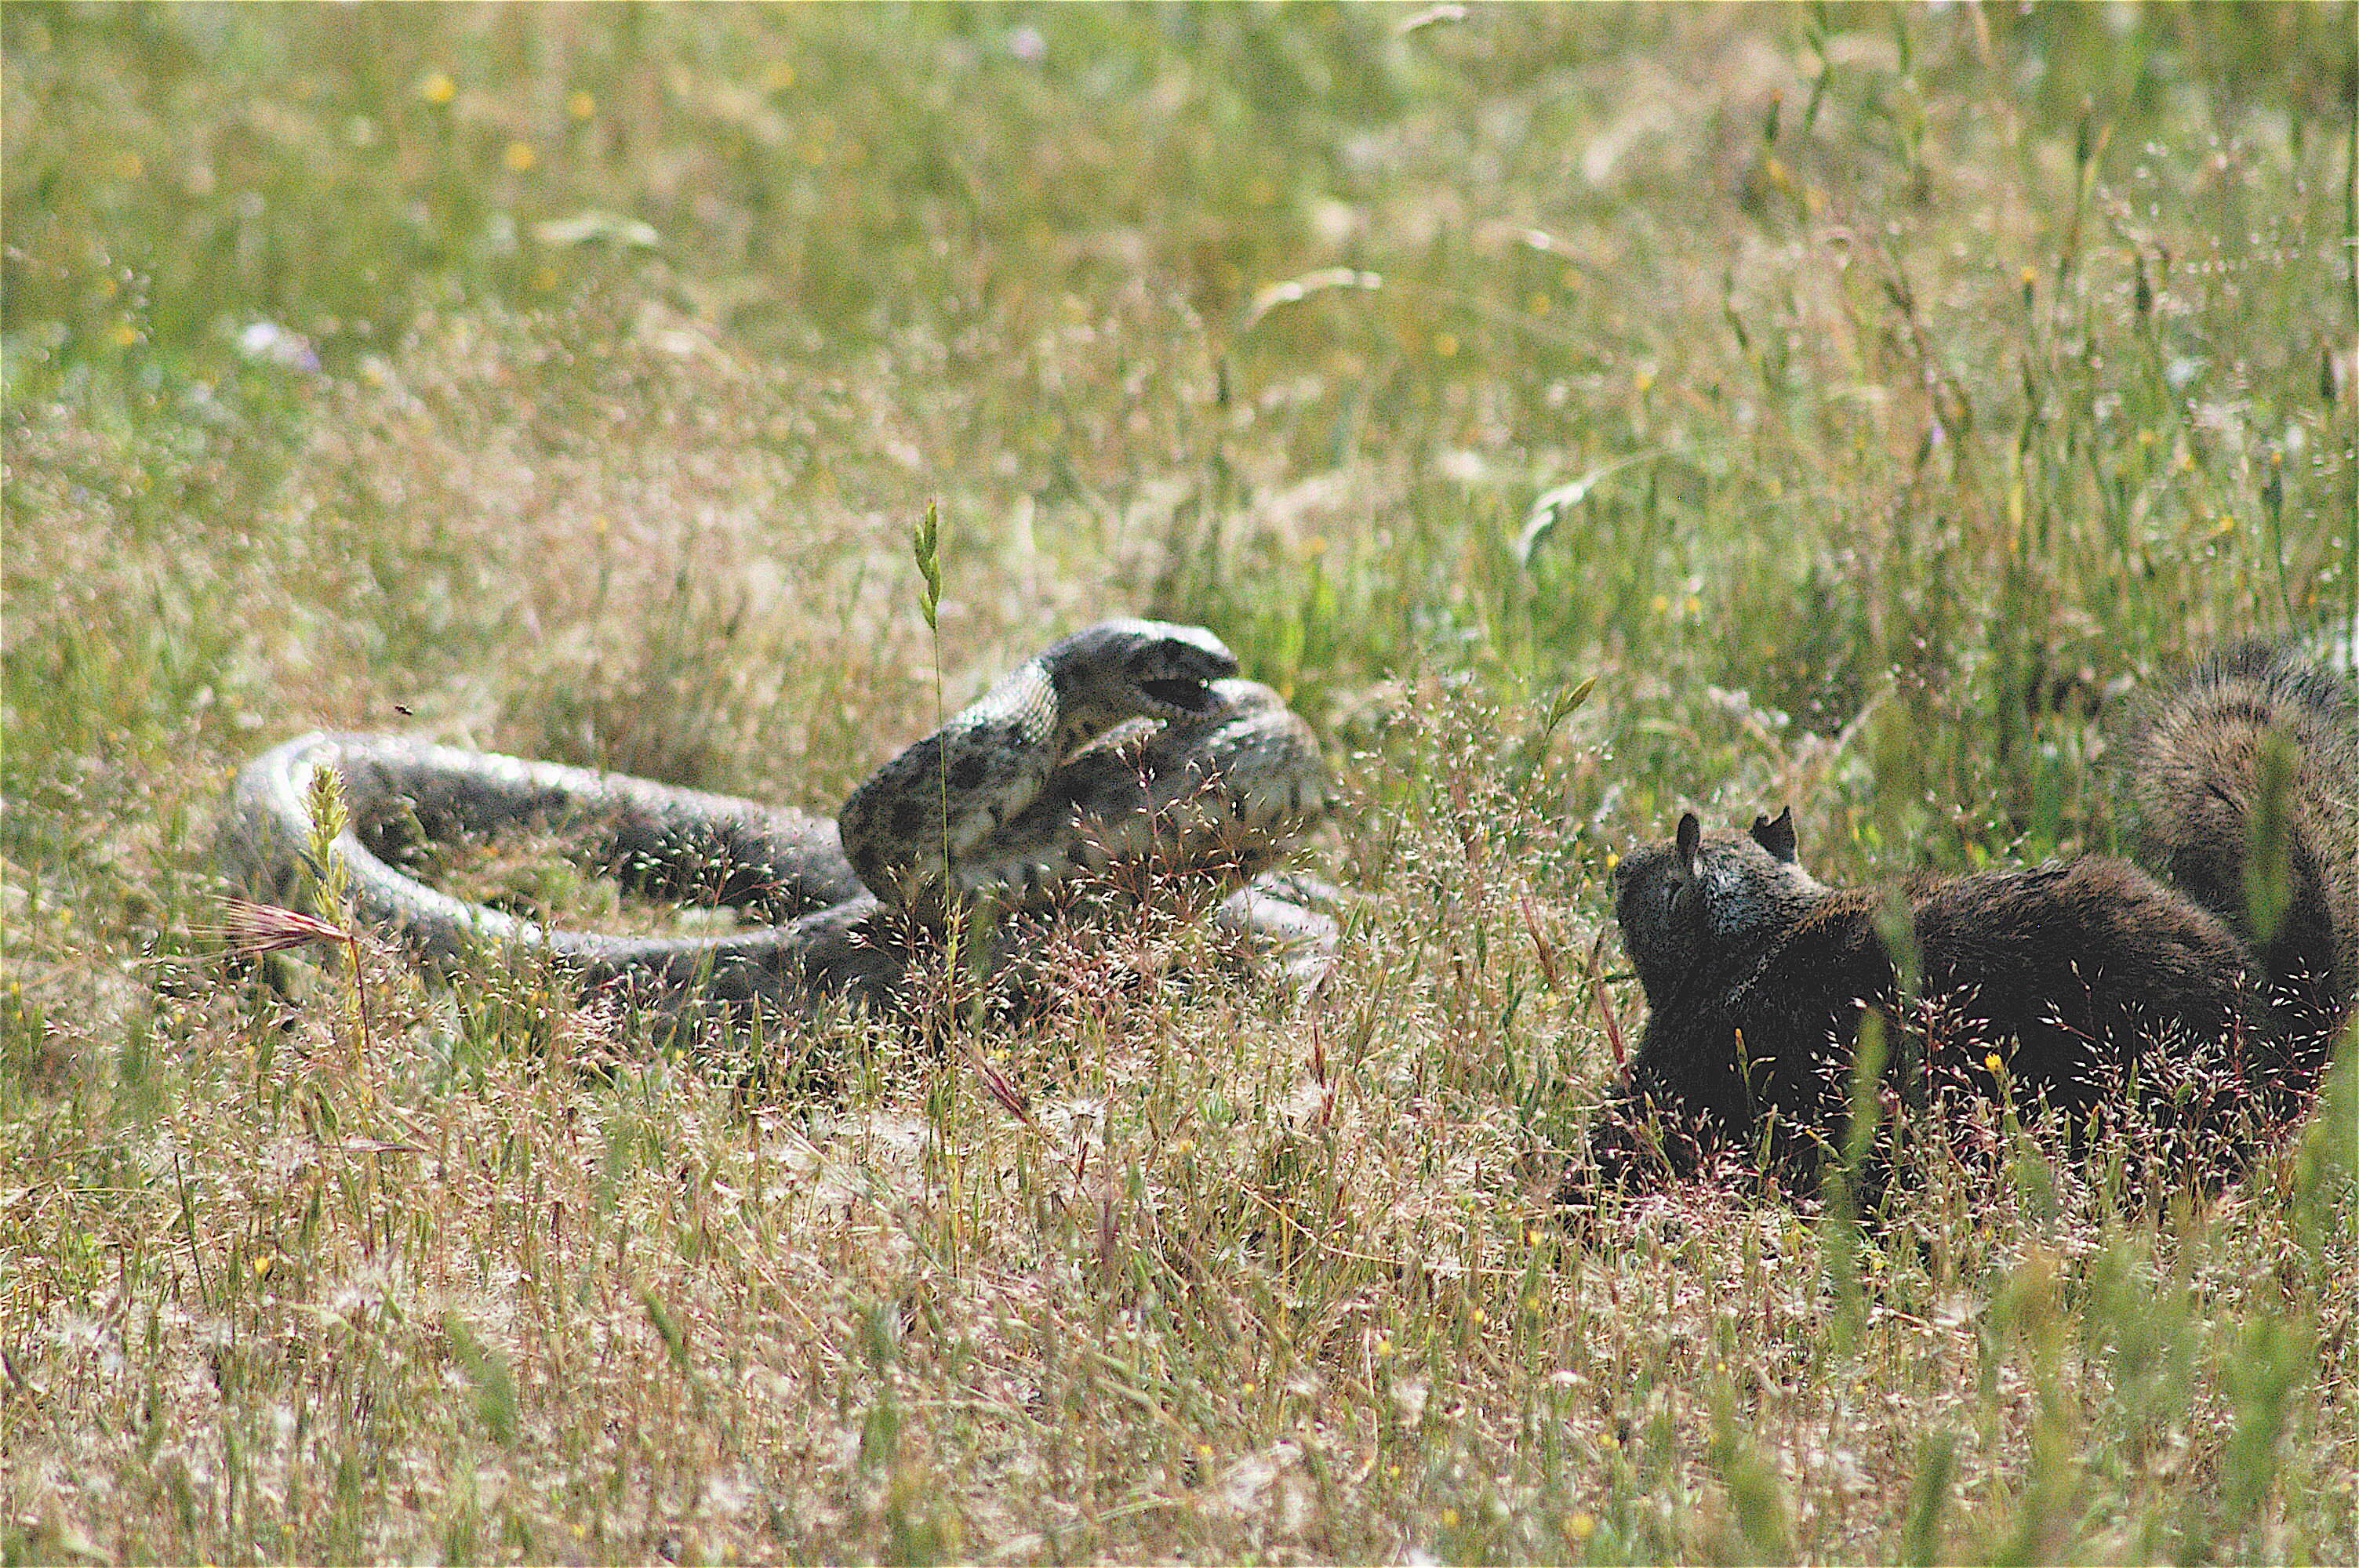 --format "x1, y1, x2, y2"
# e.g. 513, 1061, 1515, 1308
219, 620, 1334, 1030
